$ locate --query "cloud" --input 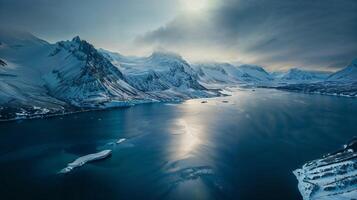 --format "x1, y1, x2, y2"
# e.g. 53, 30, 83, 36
0, 0, 179, 48
136, 0, 357, 70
